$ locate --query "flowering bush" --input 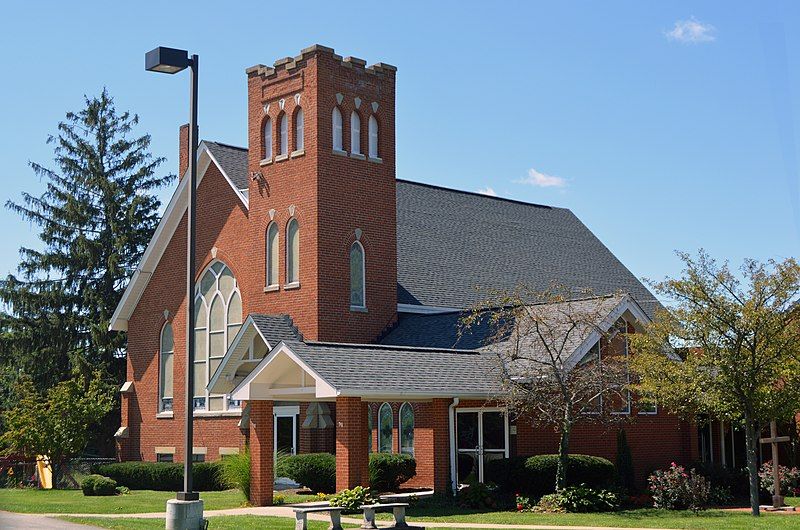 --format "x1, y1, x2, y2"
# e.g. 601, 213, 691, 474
515, 493, 534, 512
328, 486, 378, 512
758, 461, 800, 495
648, 462, 710, 512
